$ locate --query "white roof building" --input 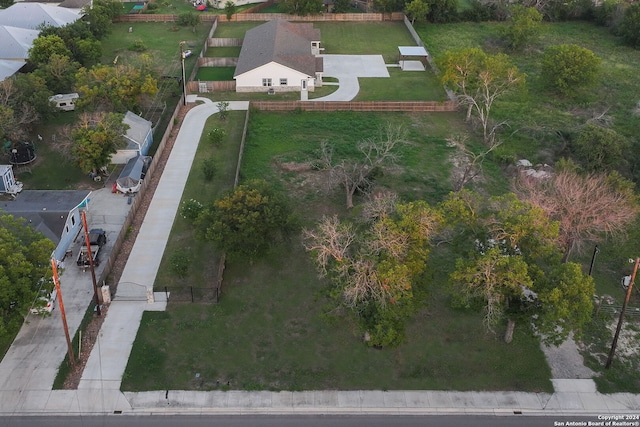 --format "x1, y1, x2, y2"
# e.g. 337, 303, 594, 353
0, 26, 40, 60
0, 3, 82, 30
